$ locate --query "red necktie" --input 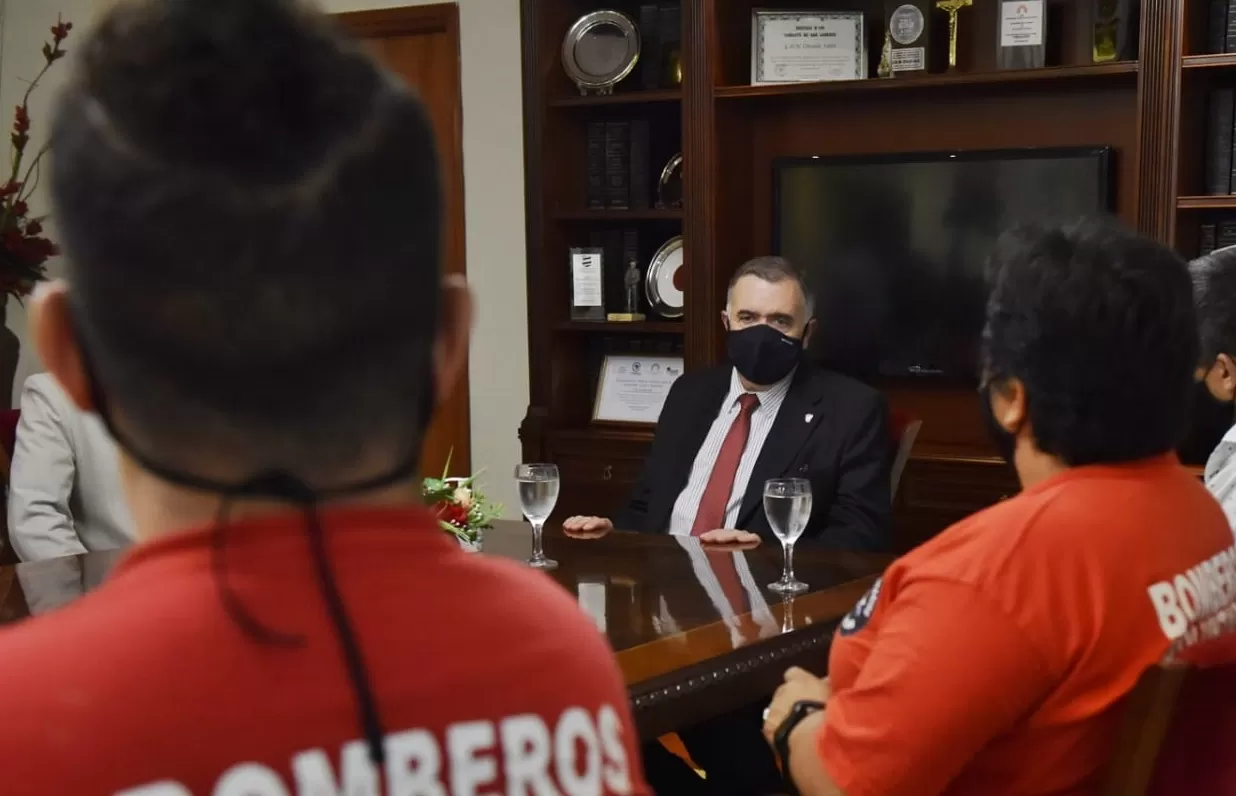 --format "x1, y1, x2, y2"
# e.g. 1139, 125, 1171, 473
691, 393, 760, 536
